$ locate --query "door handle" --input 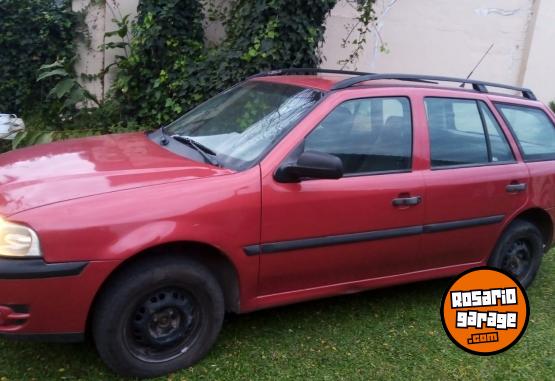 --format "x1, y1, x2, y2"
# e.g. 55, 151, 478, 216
392, 196, 422, 207
506, 183, 527, 193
